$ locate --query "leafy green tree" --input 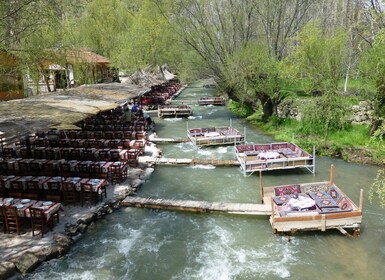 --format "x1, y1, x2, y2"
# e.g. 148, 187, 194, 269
369, 168, 385, 208
360, 30, 385, 136
224, 43, 286, 121
285, 22, 349, 146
